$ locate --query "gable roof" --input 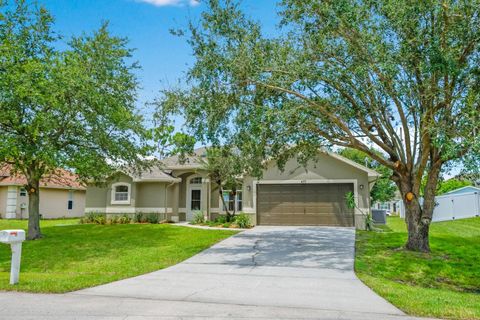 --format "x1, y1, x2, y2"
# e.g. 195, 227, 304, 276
160, 147, 380, 179
0, 164, 86, 190
162, 147, 207, 170
129, 165, 181, 183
